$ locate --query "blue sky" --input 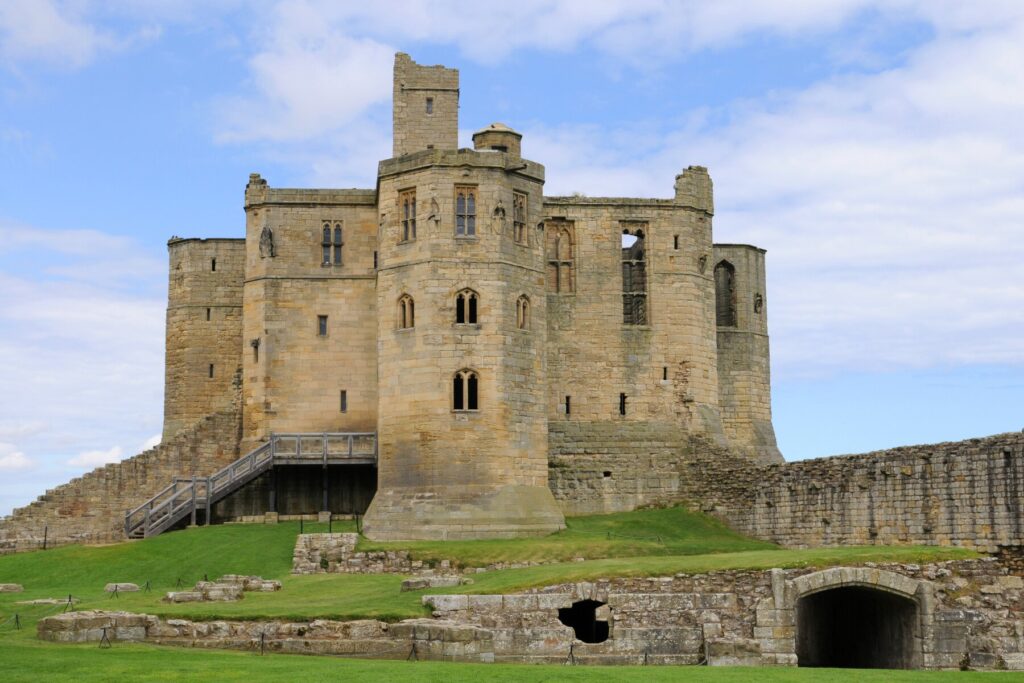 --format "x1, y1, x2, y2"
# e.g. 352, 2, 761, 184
1, 1, 1023, 516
